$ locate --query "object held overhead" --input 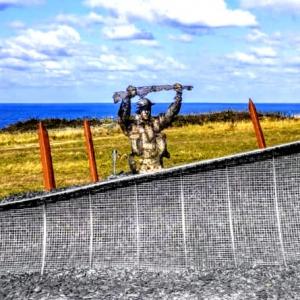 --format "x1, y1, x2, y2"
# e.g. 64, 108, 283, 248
113, 84, 193, 103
